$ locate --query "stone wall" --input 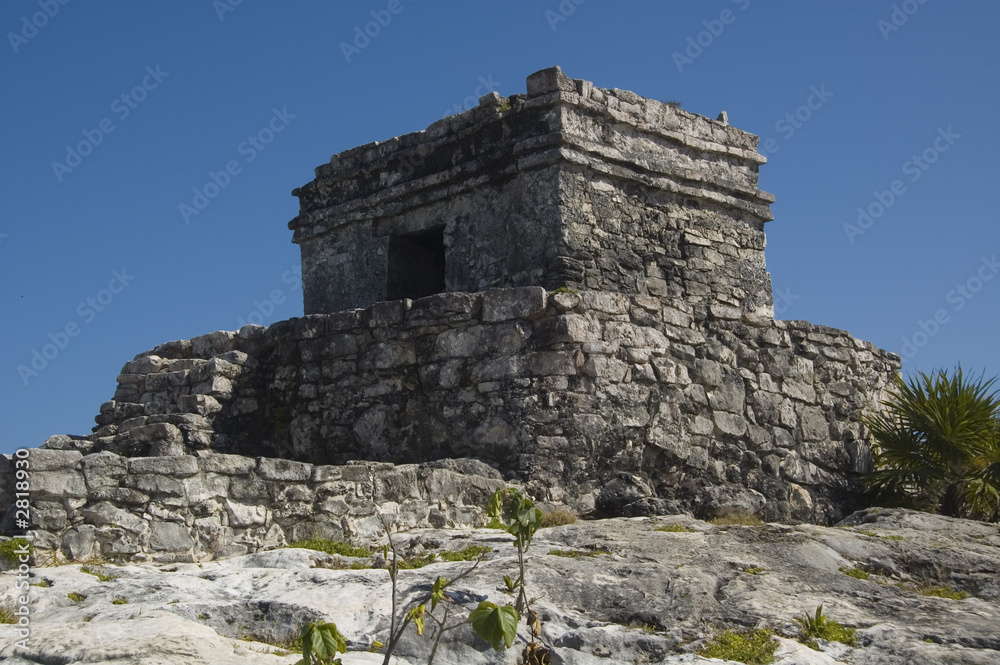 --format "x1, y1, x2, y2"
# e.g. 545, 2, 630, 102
290, 66, 775, 316
0, 449, 504, 563
57, 286, 897, 525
